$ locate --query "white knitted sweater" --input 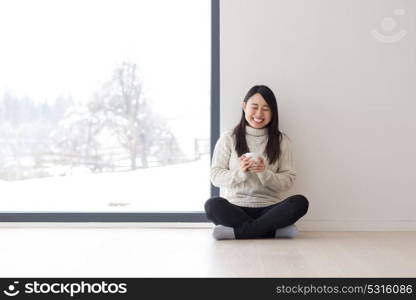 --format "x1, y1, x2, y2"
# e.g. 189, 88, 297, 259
210, 126, 296, 207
